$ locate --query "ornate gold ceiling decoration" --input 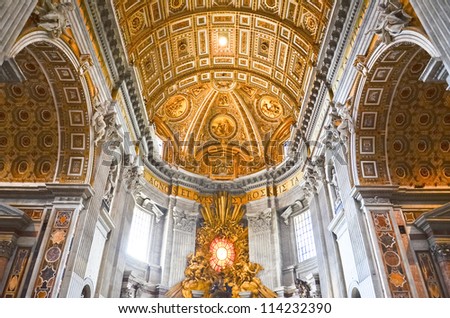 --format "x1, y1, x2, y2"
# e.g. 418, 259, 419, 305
114, 0, 333, 179
0, 42, 91, 183
354, 43, 450, 187
153, 83, 294, 178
